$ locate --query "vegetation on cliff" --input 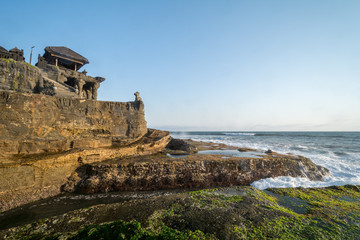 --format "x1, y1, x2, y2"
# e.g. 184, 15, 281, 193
0, 59, 41, 93
2, 185, 359, 239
